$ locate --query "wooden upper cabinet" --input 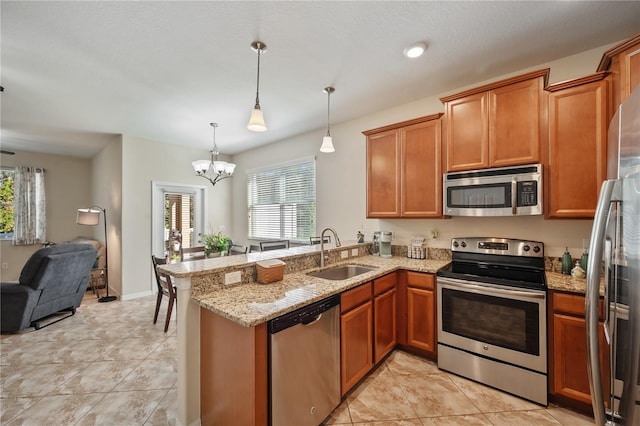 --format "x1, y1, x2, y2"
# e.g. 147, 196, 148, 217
365, 129, 400, 217
545, 73, 611, 218
401, 119, 442, 217
441, 69, 548, 172
364, 113, 444, 218
489, 78, 544, 167
443, 92, 488, 171
598, 33, 640, 106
